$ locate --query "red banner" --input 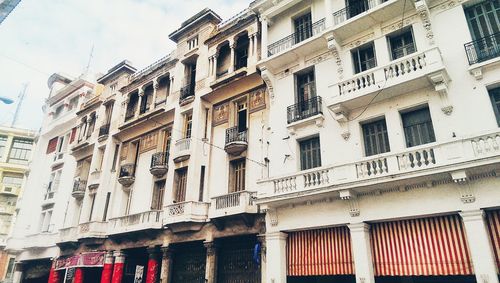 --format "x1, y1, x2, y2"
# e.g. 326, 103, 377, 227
55, 252, 105, 270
